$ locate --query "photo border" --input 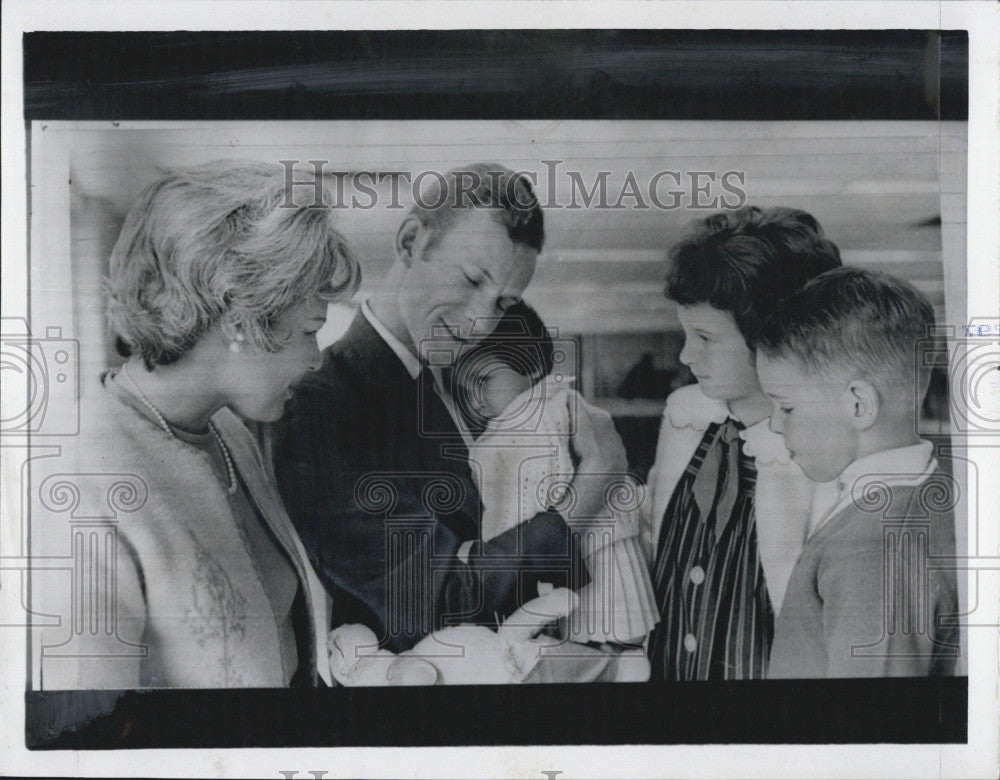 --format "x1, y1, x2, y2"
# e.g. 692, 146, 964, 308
2, 3, 997, 779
